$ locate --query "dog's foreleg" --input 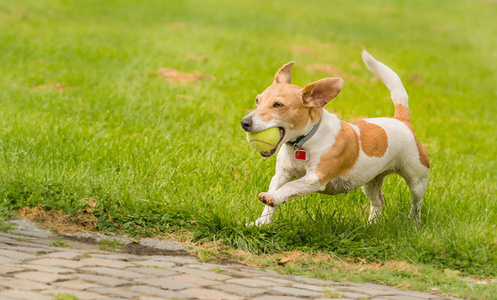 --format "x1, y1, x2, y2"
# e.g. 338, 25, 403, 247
253, 170, 294, 226
259, 173, 322, 207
